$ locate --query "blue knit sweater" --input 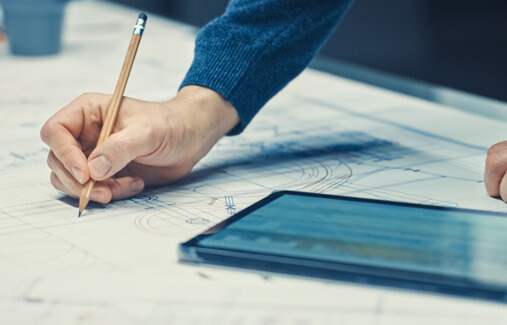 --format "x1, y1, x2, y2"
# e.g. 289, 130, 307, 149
180, 0, 354, 135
